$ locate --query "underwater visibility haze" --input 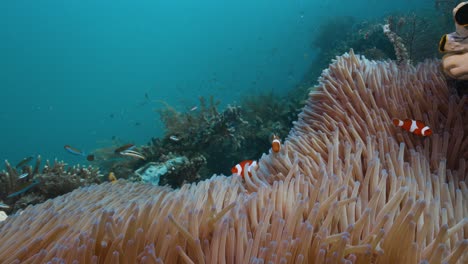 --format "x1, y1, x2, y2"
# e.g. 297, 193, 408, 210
1, 0, 425, 164
1, 0, 467, 263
